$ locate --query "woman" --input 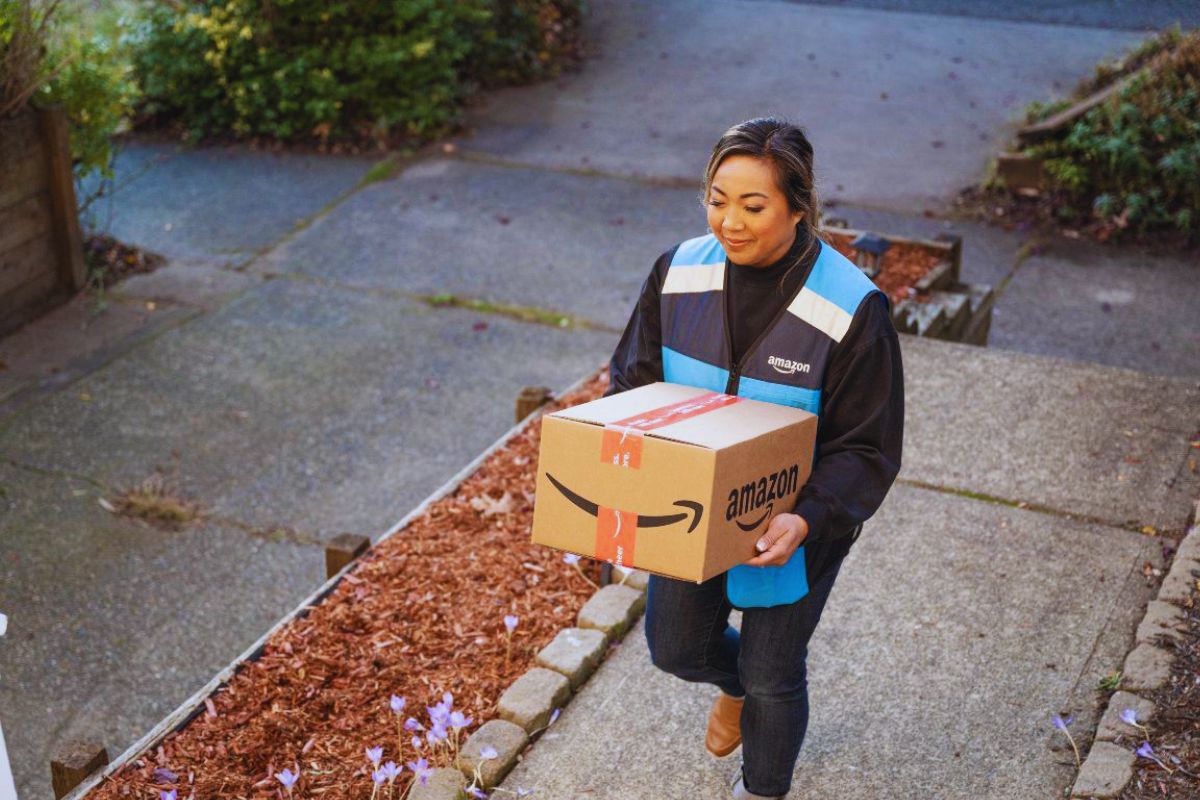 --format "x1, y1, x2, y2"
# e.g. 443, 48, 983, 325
605, 118, 904, 799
